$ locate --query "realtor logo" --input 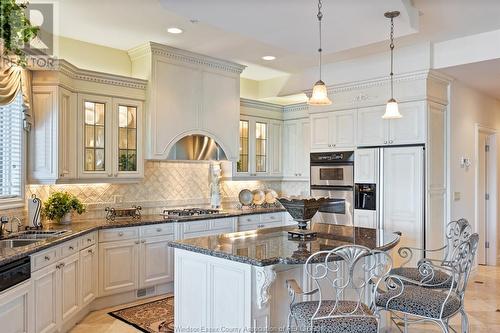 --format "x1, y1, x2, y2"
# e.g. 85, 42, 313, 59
23, 3, 54, 57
